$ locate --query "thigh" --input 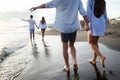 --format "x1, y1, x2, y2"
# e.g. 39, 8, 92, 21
68, 30, 77, 42
61, 30, 77, 42
41, 29, 45, 32
88, 32, 99, 44
61, 33, 69, 42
